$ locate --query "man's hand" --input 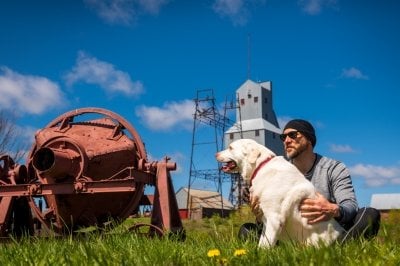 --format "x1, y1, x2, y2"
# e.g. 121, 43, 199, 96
250, 195, 263, 222
299, 192, 340, 224
241, 186, 251, 203
242, 187, 263, 222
